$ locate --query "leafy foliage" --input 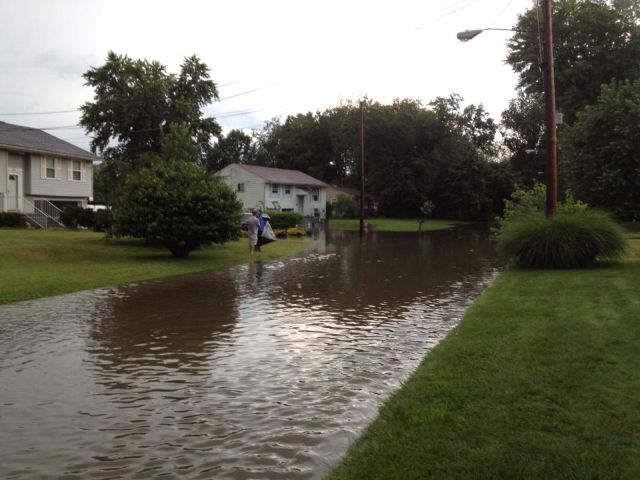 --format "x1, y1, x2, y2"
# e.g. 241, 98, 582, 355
506, 0, 640, 122
80, 52, 221, 201
563, 78, 640, 220
331, 194, 359, 219
253, 96, 512, 220
207, 129, 257, 172
113, 159, 241, 257
0, 212, 25, 228
494, 183, 547, 234
60, 206, 96, 230
497, 209, 627, 268
266, 211, 304, 229
60, 206, 113, 232
496, 184, 625, 268
500, 92, 546, 187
